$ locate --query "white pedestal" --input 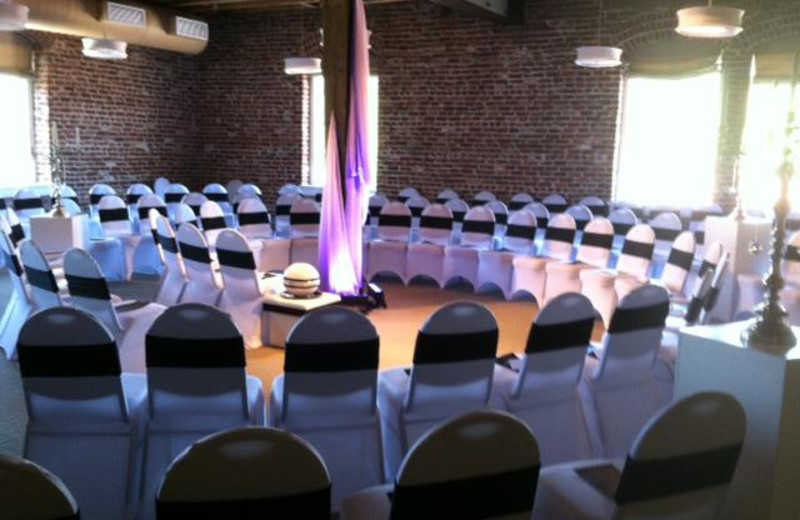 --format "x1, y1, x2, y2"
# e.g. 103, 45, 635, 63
261, 281, 341, 348
29, 214, 87, 254
705, 216, 772, 321
675, 321, 800, 520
